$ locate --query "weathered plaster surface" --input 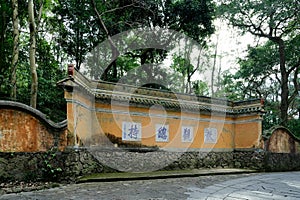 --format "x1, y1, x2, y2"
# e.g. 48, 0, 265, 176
0, 101, 67, 152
